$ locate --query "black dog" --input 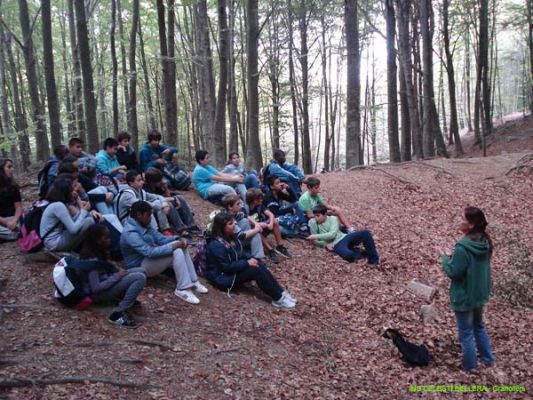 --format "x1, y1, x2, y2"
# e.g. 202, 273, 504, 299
383, 328, 429, 366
